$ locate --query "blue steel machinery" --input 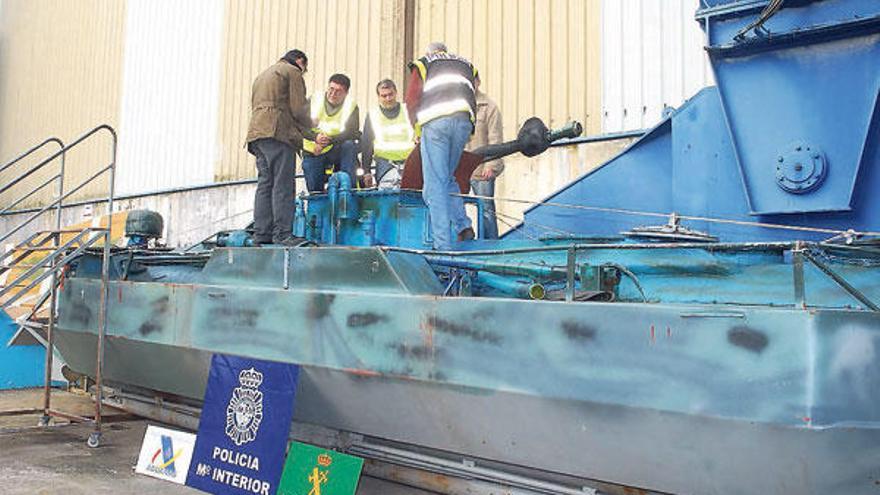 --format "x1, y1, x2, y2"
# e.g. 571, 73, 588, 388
49, 1, 880, 493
